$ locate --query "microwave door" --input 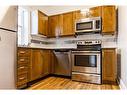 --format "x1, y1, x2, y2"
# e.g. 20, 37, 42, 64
76, 21, 93, 32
